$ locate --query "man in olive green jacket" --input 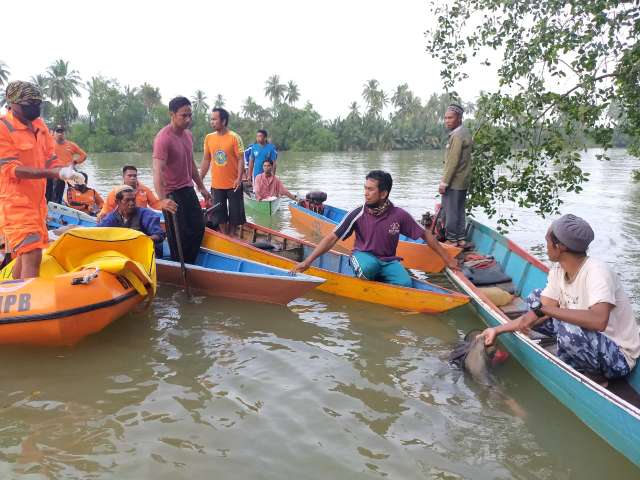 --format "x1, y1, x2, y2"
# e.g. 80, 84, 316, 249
438, 104, 473, 246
